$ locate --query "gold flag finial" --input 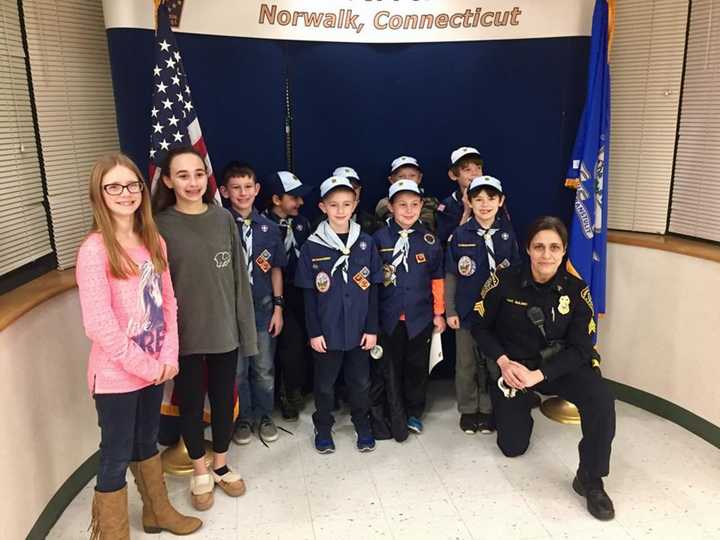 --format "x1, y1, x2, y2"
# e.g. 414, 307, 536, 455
153, 0, 163, 30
